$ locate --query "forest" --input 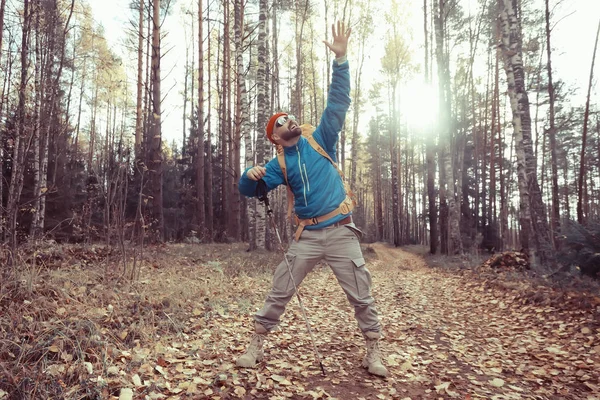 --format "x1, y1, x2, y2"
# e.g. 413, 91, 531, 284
0, 0, 598, 274
0, 0, 600, 398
